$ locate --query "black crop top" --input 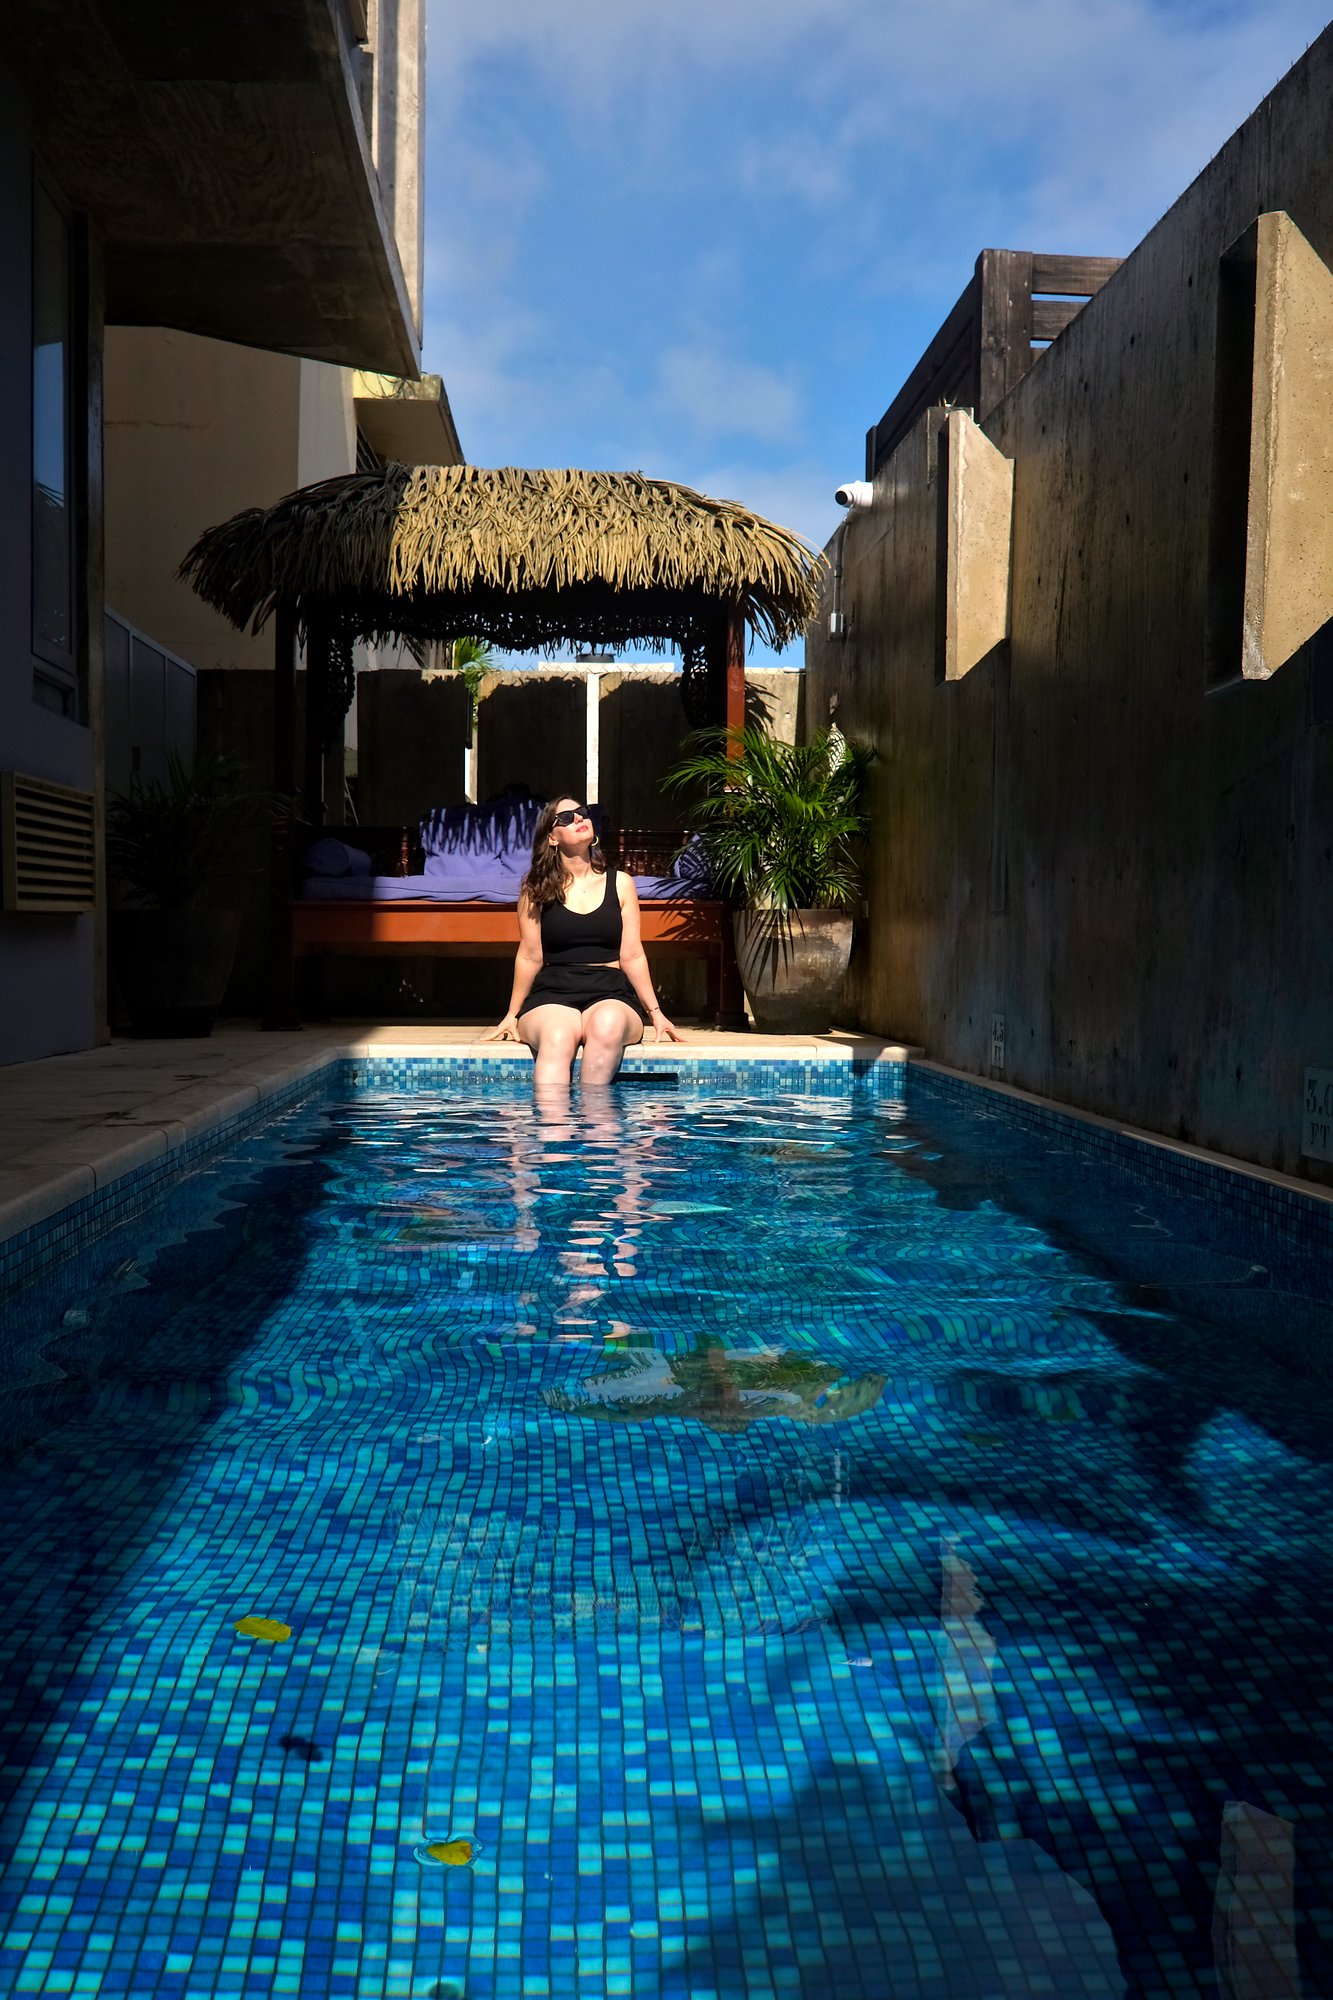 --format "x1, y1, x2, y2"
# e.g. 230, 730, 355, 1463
539, 868, 623, 965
